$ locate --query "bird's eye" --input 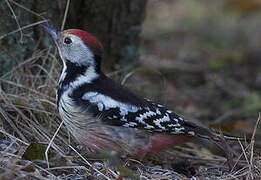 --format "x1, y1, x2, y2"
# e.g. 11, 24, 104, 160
64, 37, 72, 44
